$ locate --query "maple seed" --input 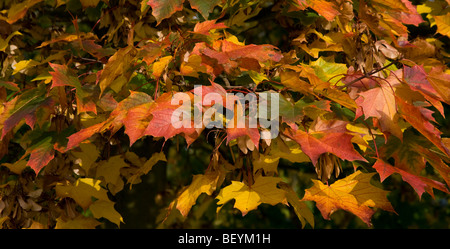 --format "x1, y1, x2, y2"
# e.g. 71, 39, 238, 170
315, 153, 342, 183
